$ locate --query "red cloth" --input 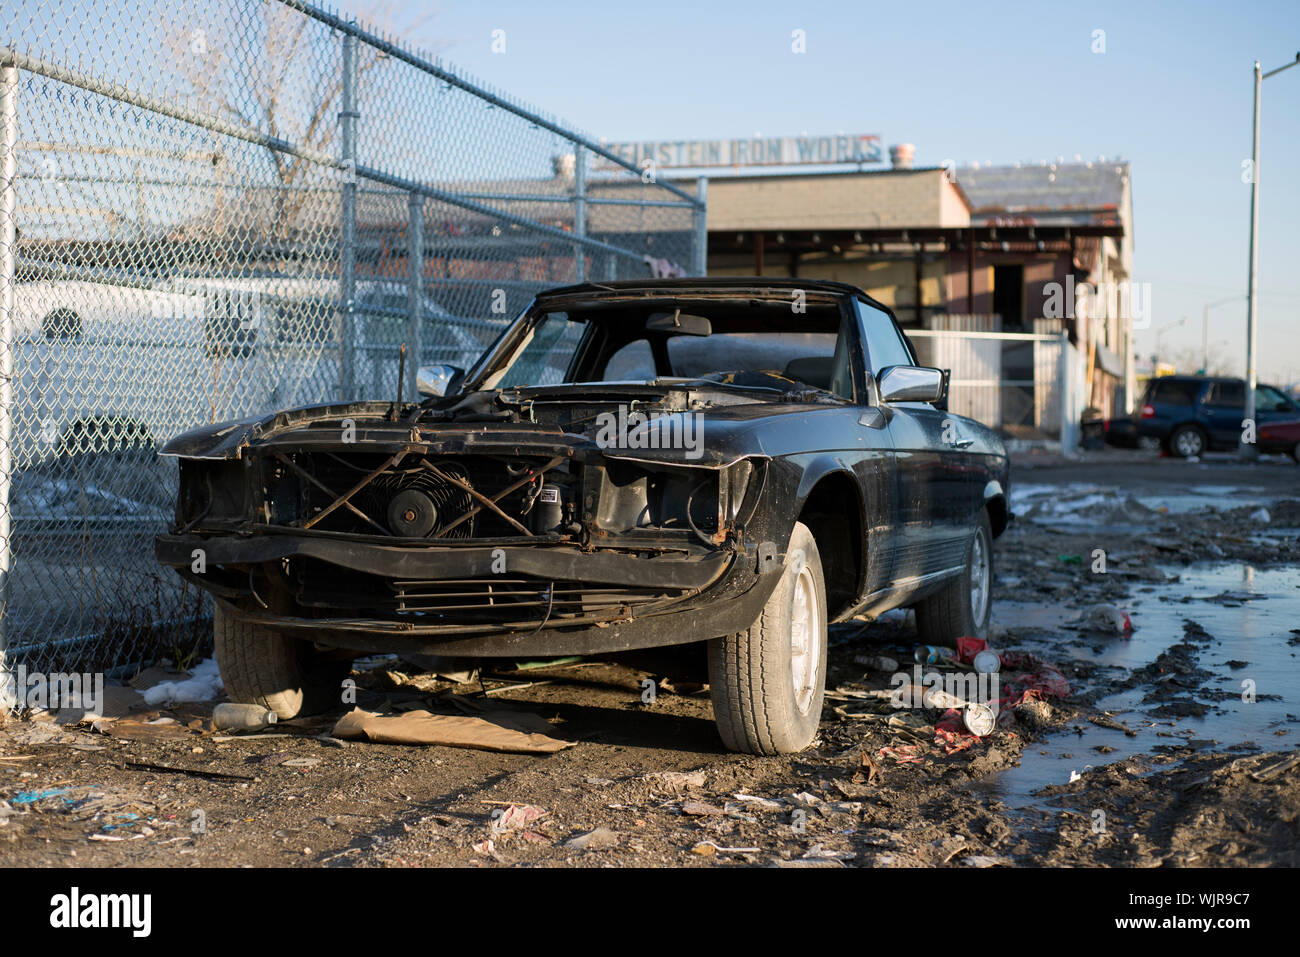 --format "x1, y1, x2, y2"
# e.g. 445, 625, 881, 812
930, 651, 1071, 754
